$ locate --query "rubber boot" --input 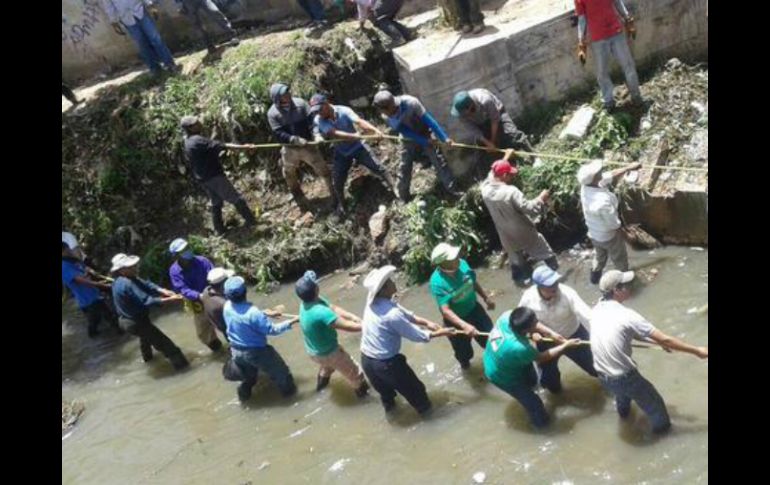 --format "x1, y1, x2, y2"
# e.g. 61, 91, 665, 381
208, 339, 223, 353
316, 373, 331, 392
170, 352, 190, 371
211, 205, 227, 235
590, 270, 602, 285
354, 381, 370, 398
